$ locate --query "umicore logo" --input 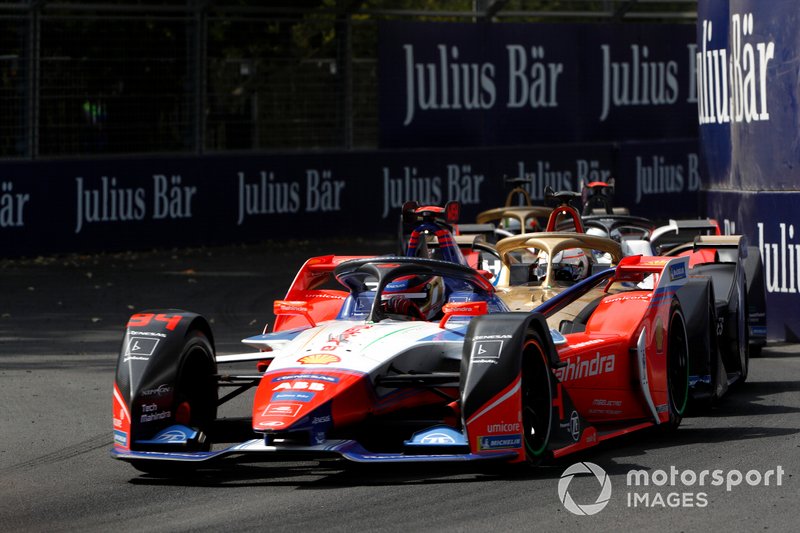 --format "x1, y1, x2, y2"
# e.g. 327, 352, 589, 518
558, 462, 612, 516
